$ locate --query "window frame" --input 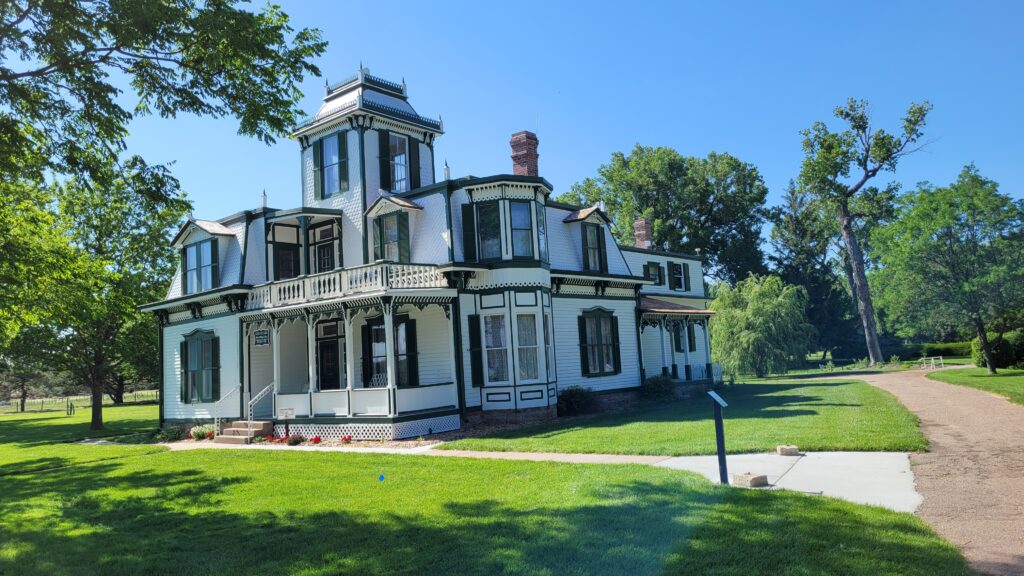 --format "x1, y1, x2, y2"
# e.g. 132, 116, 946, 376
183, 238, 216, 294
516, 313, 539, 381
315, 320, 345, 390
579, 309, 620, 377
181, 330, 218, 403
509, 201, 534, 260
364, 314, 417, 388
373, 212, 410, 263
483, 314, 509, 384
536, 202, 549, 263
581, 222, 606, 273
476, 201, 503, 261
319, 131, 349, 198
389, 133, 410, 193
